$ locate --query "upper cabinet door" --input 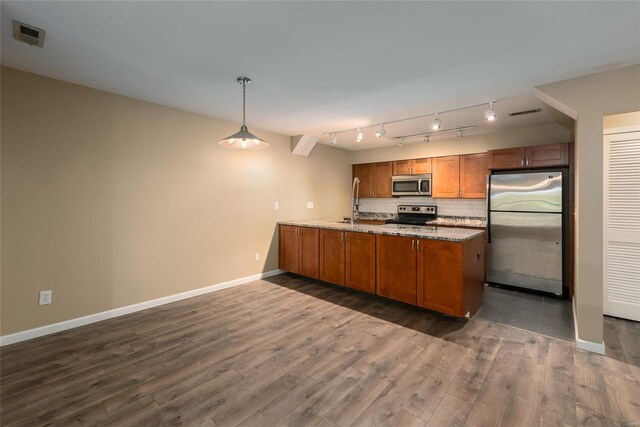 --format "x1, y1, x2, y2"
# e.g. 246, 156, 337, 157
353, 164, 373, 198
432, 156, 460, 198
412, 158, 432, 174
372, 162, 392, 198
392, 160, 412, 175
460, 153, 487, 199
526, 143, 569, 167
487, 147, 527, 170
